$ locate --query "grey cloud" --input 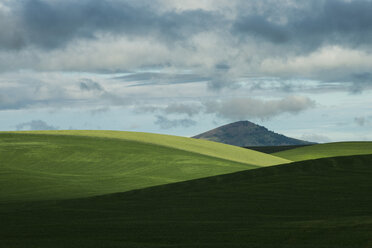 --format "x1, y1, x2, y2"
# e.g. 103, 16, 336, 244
1, 0, 372, 93
1, 0, 219, 50
0, 75, 132, 111
7, 0, 372, 56
355, 117, 367, 126
323, 72, 372, 94
90, 107, 110, 115
0, 7, 25, 50
164, 103, 202, 117
234, 15, 290, 43
116, 71, 236, 90
215, 63, 230, 70
205, 96, 315, 120
348, 73, 372, 93
0, 79, 70, 110
207, 77, 239, 91
354, 116, 372, 127
233, 0, 372, 52
101, 91, 132, 106
137, 95, 314, 121
114, 72, 210, 86
79, 79, 104, 91
0, 93, 28, 110
154, 115, 196, 129
16, 120, 58, 130
78, 79, 132, 106
136, 103, 202, 117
